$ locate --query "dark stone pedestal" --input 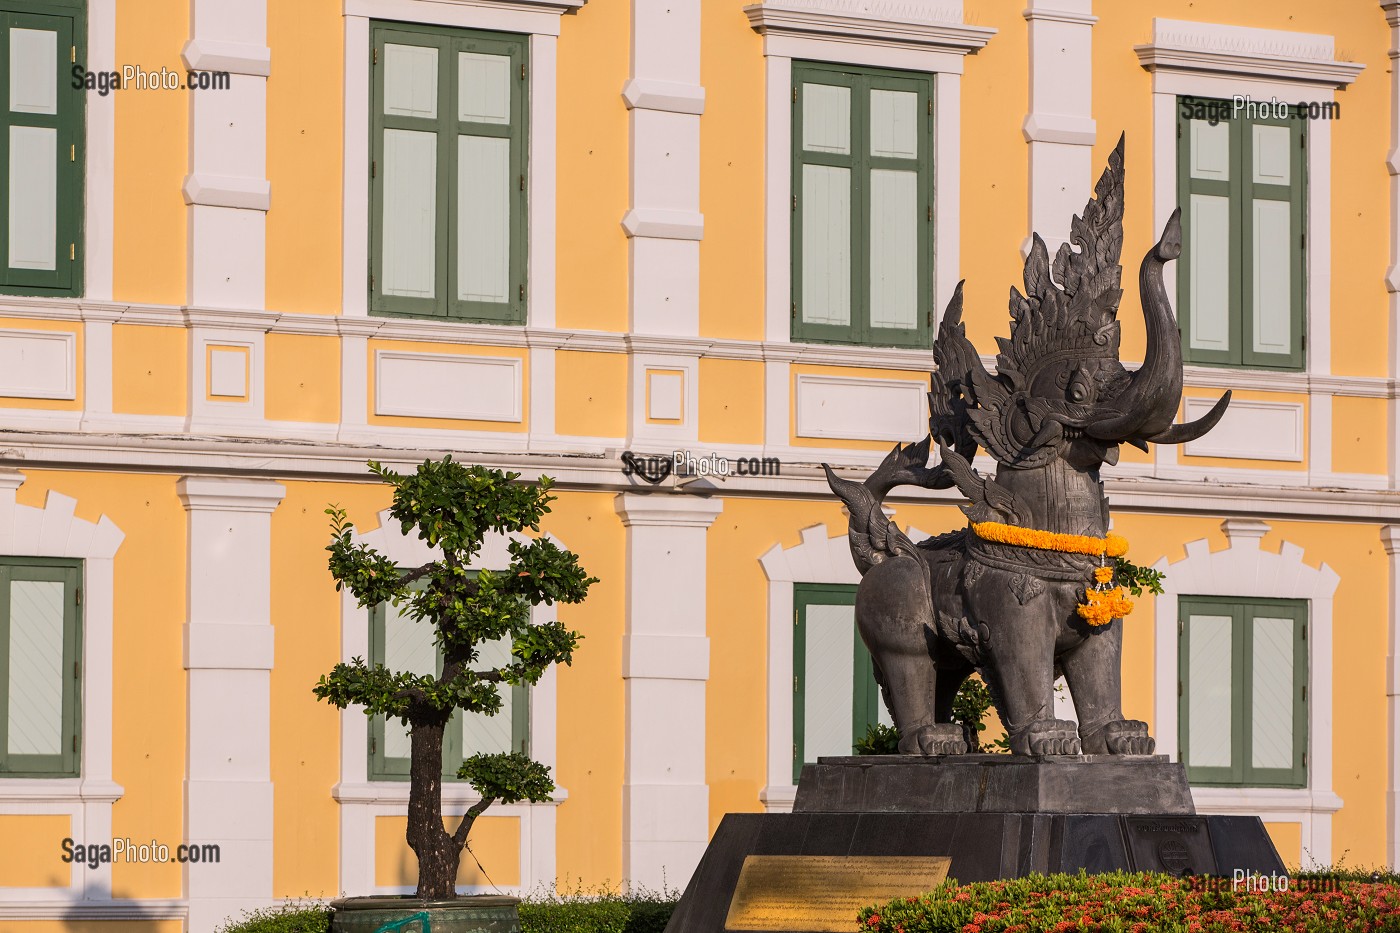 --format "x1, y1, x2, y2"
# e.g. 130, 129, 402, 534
663, 757, 1286, 933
